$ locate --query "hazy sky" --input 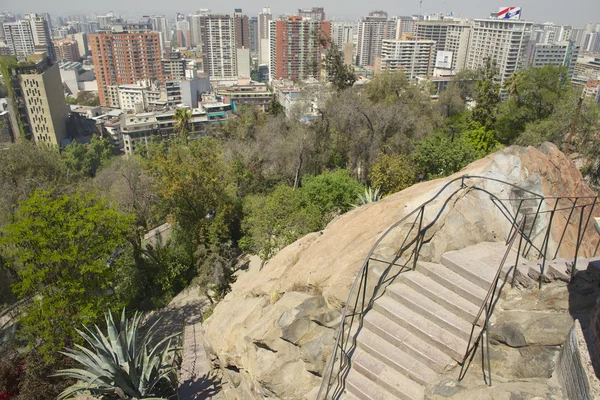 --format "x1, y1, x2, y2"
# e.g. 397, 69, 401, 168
7, 0, 599, 27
